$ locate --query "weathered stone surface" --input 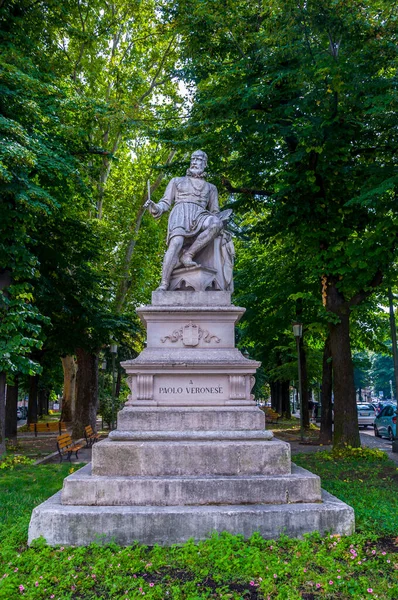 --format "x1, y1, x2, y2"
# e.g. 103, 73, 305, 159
28, 250, 355, 546
141, 305, 243, 350
92, 439, 291, 477
115, 406, 266, 432
122, 347, 260, 407
145, 151, 234, 292
122, 300, 259, 409
62, 464, 321, 506
28, 489, 355, 547
123, 347, 257, 367
152, 290, 232, 307
108, 430, 273, 441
